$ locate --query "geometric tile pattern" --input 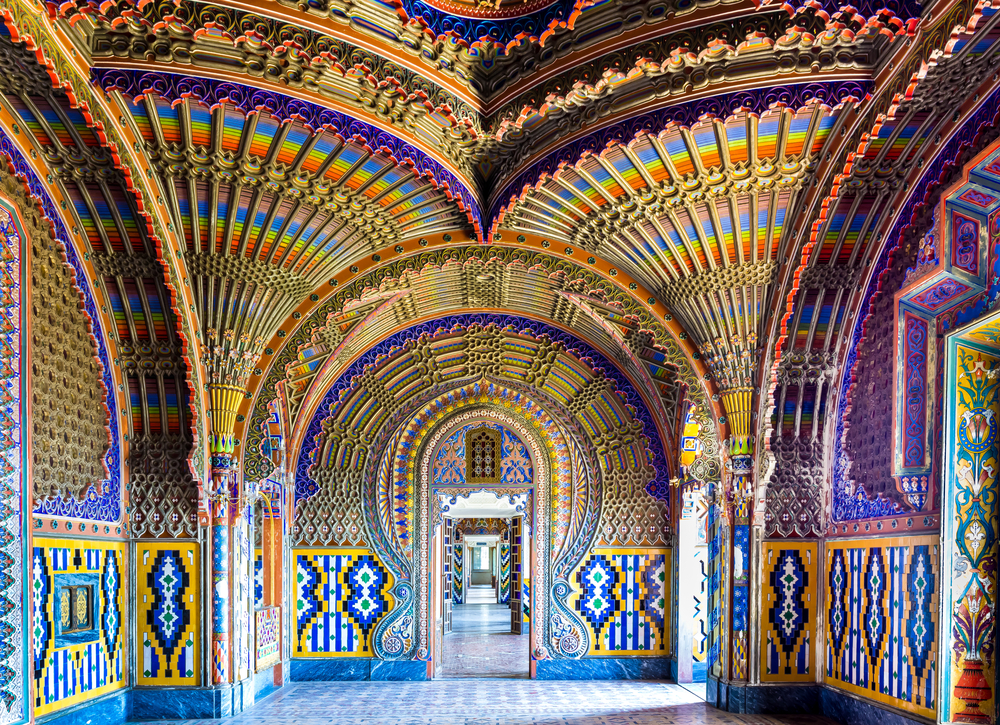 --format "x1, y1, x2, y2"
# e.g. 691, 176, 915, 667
295, 550, 392, 657
824, 537, 938, 718
761, 542, 816, 682
570, 549, 670, 655
255, 549, 264, 609
511, 517, 523, 633
453, 544, 464, 605
137, 542, 199, 686
32, 539, 125, 716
